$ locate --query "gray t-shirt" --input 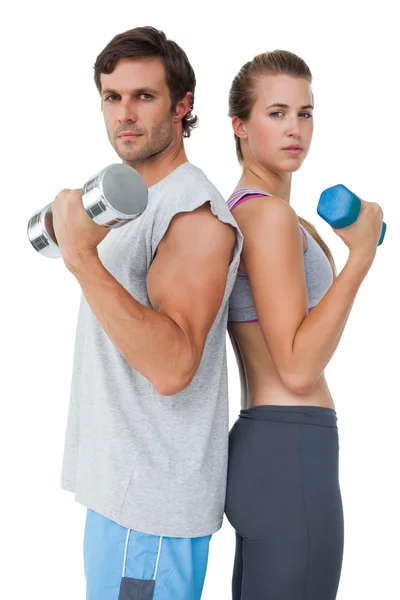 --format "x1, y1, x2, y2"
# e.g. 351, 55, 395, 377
61, 162, 243, 537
